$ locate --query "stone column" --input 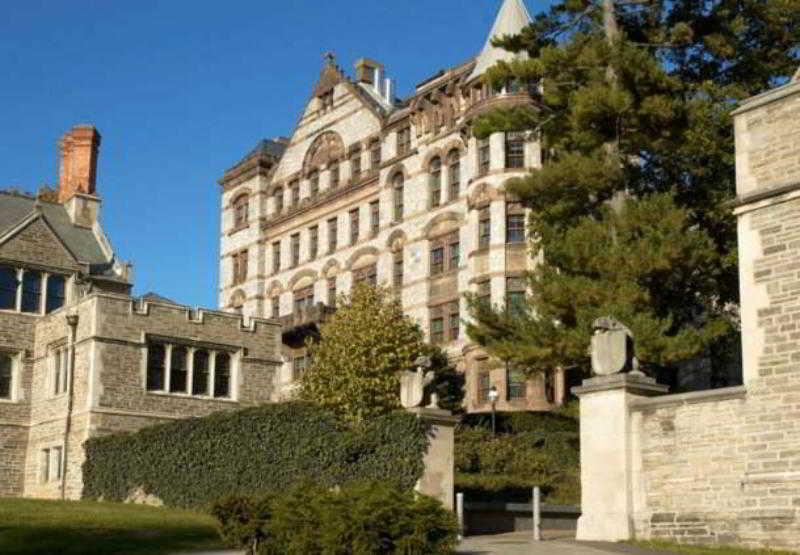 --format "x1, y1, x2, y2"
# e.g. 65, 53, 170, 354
408, 406, 460, 511
572, 373, 667, 541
